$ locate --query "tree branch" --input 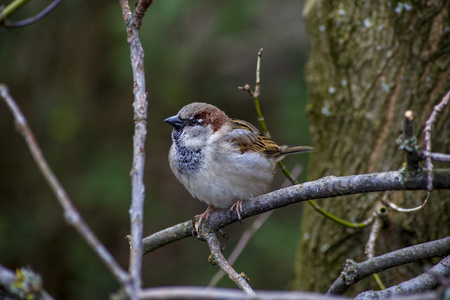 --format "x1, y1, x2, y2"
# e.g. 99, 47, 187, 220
400, 110, 420, 173
328, 236, 450, 295
208, 165, 301, 287
139, 286, 353, 300
242, 48, 372, 229
364, 205, 388, 289
0, 84, 130, 288
423, 90, 450, 191
0, 0, 62, 28
143, 169, 450, 254
208, 211, 273, 287
204, 233, 256, 295
137, 286, 443, 300
0, 265, 54, 300
133, 0, 153, 29
119, 0, 153, 297
421, 151, 450, 162
355, 255, 450, 300
0, 0, 30, 23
